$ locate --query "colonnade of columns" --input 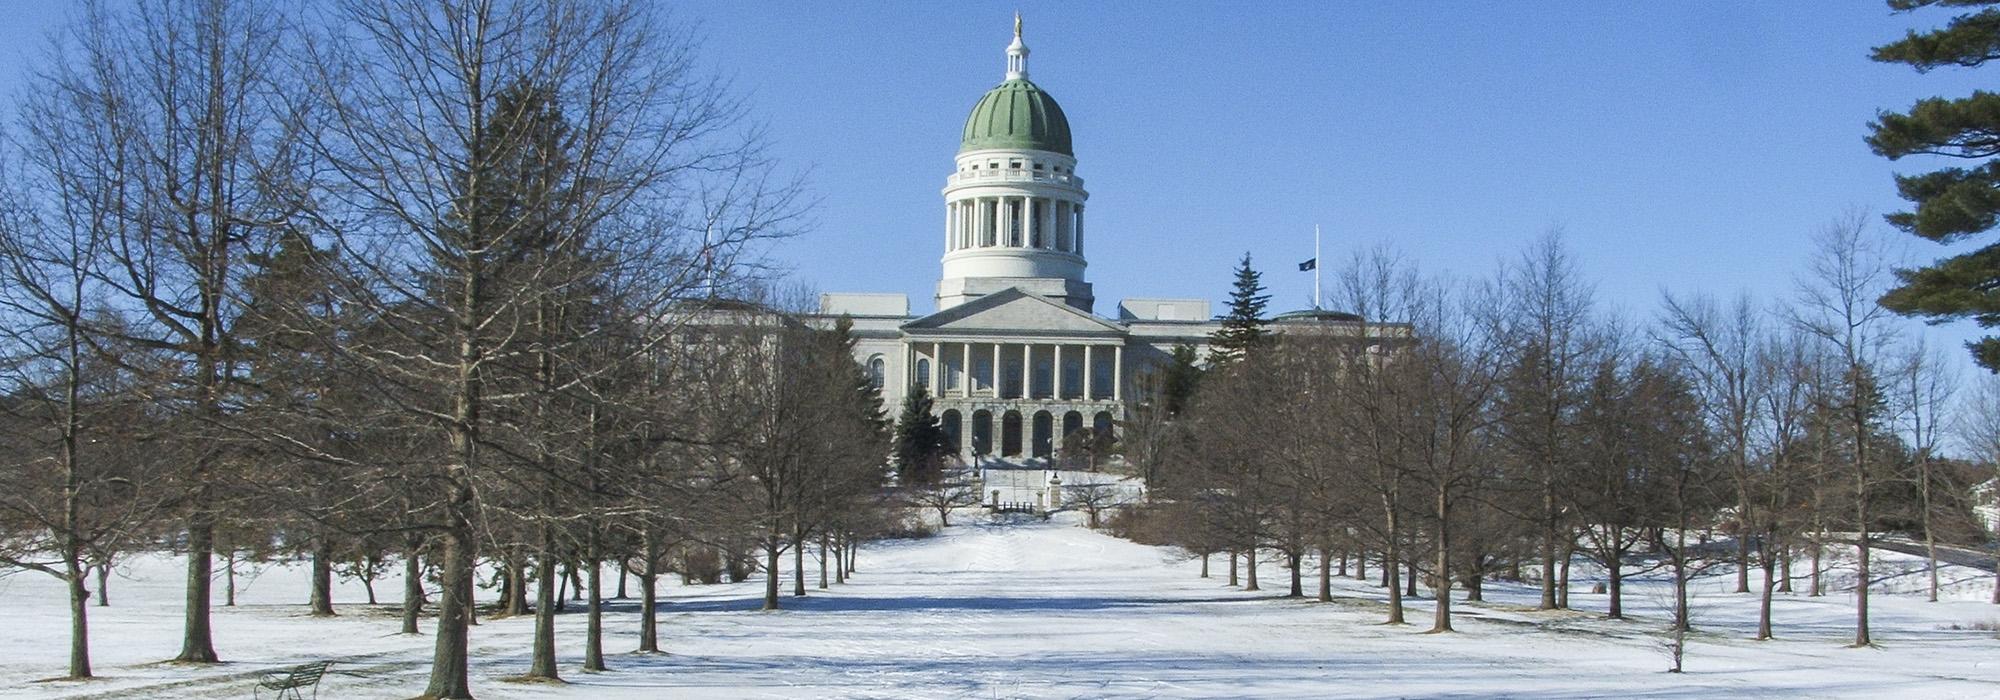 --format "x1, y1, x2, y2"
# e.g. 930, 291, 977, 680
945, 196, 1083, 254
905, 340, 1120, 402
